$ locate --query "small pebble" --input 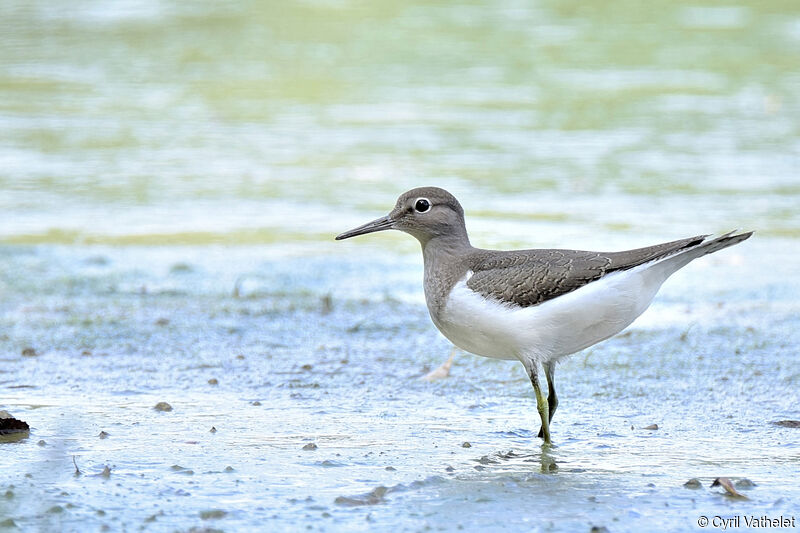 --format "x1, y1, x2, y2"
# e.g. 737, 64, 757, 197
385, 466, 396, 471
21, 347, 37, 357
199, 509, 227, 520
224, 466, 234, 472
643, 424, 659, 430
154, 402, 172, 412
100, 466, 111, 478
461, 442, 472, 448
210, 426, 217, 433
251, 401, 262, 406
170, 262, 193, 273
98, 431, 109, 439
302, 443, 318, 451
37, 440, 46, 447
684, 478, 702, 489
208, 378, 219, 385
